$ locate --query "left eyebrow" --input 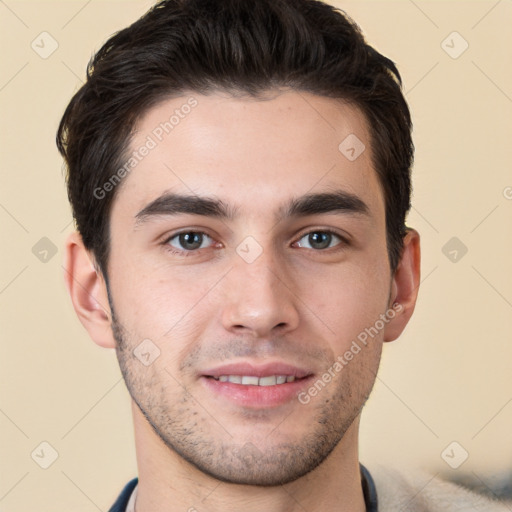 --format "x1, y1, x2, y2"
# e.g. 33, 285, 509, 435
277, 190, 370, 221
134, 189, 370, 228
